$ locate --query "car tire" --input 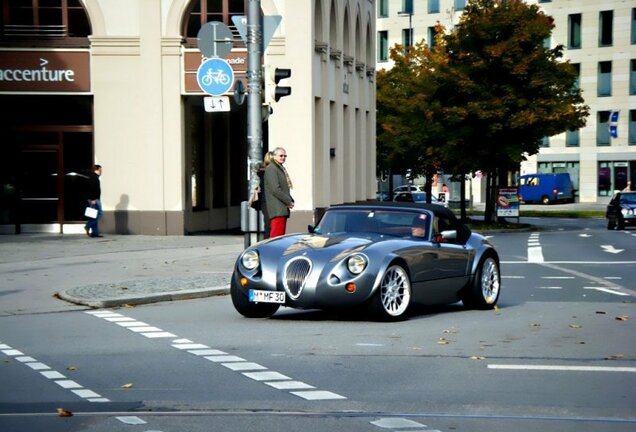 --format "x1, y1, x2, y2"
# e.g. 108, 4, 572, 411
369, 264, 412, 321
230, 280, 280, 318
607, 219, 616, 230
462, 255, 500, 310
617, 218, 625, 230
